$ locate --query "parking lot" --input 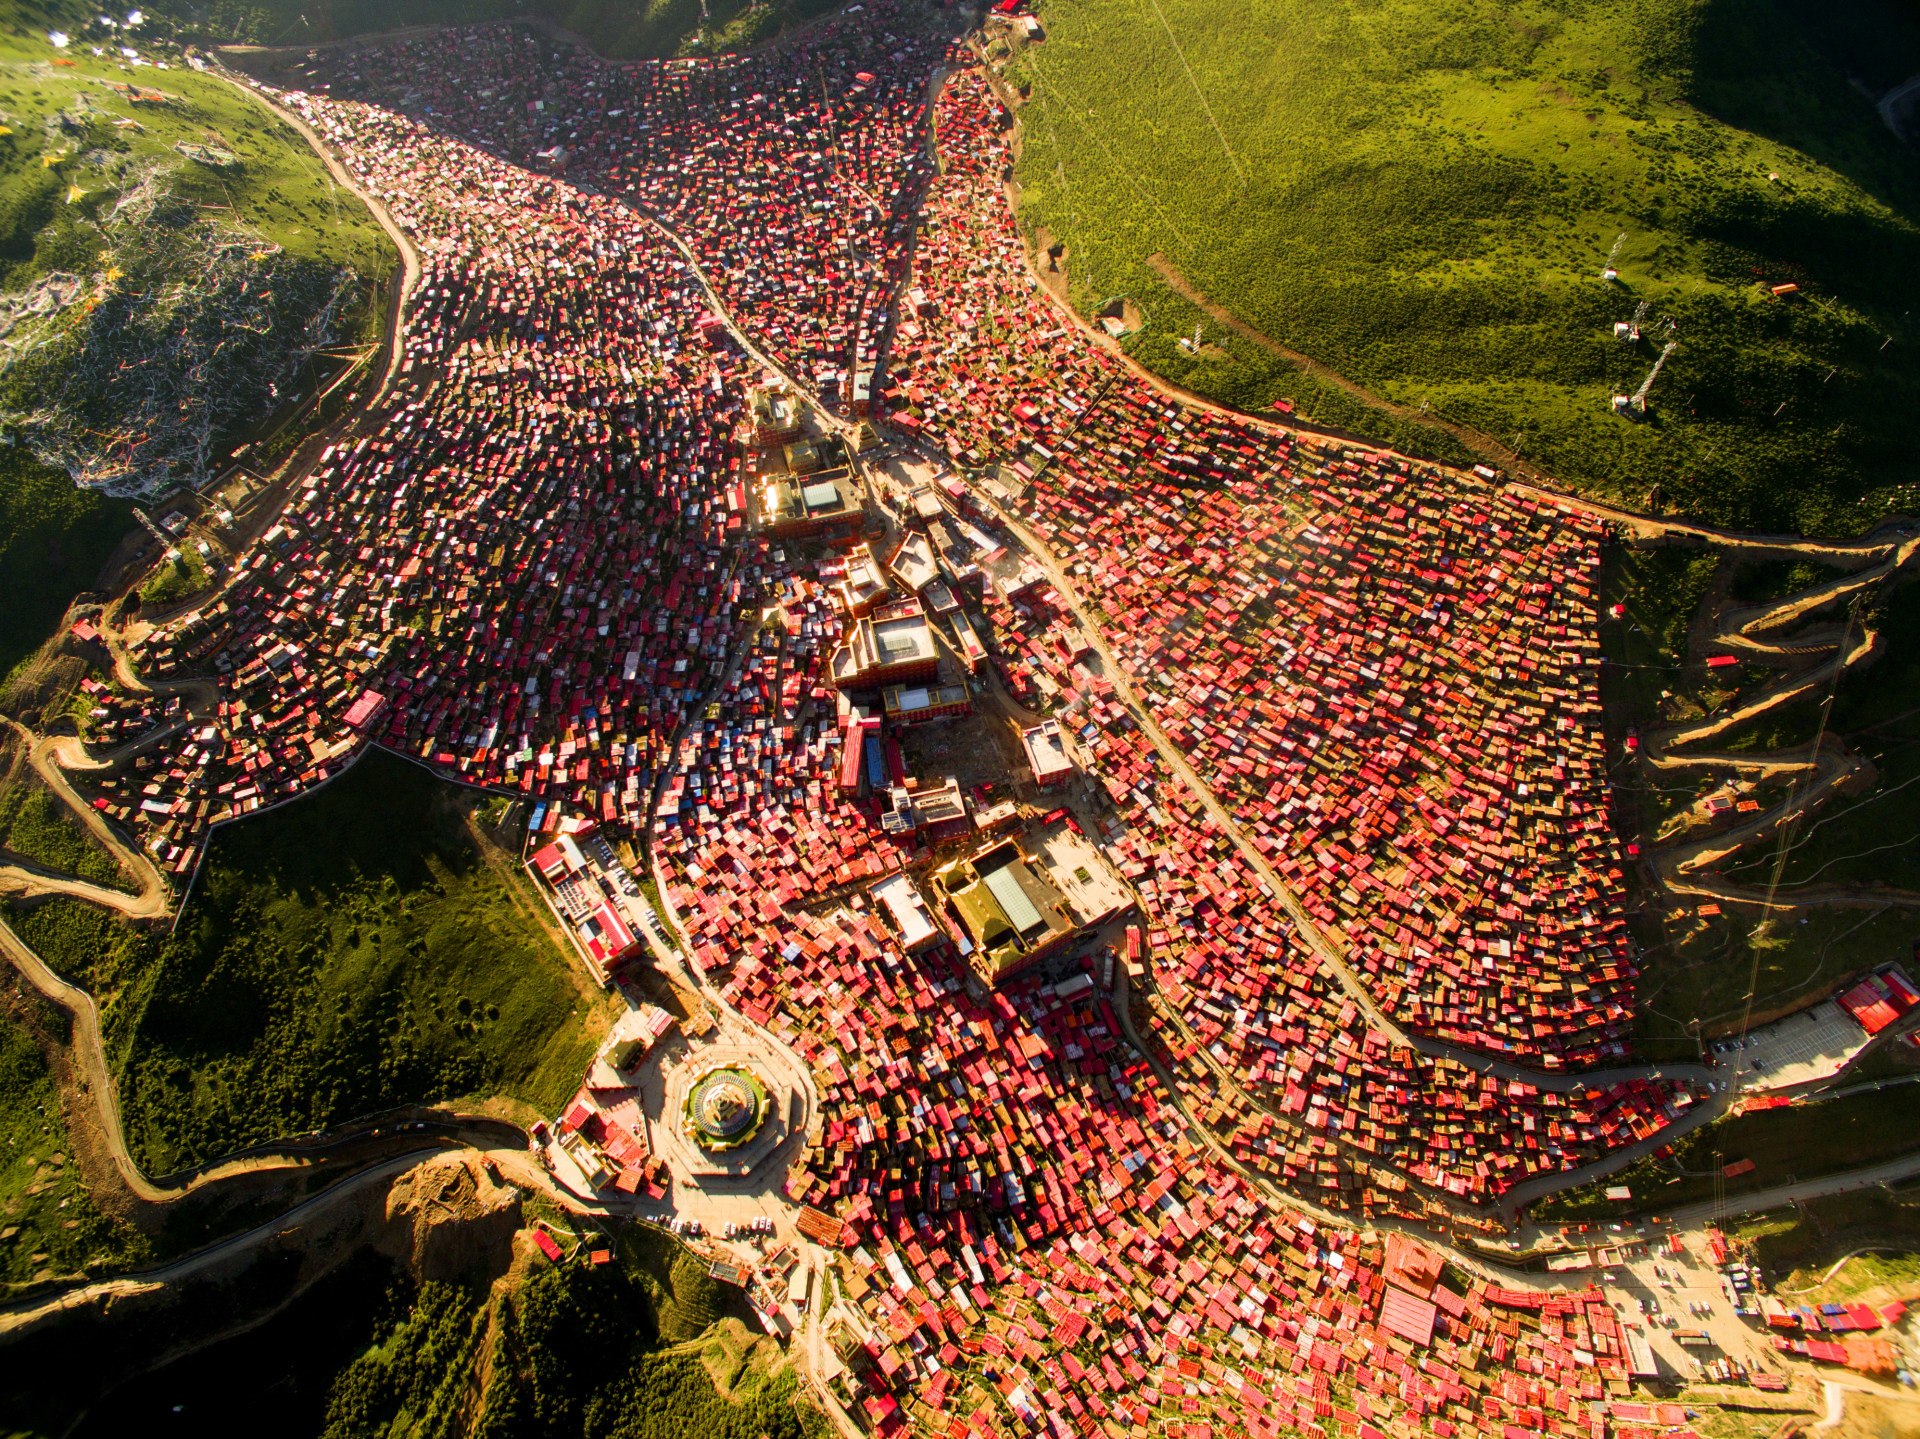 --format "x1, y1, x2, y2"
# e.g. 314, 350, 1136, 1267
1711, 1000, 1873, 1092
1547, 1226, 1795, 1388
